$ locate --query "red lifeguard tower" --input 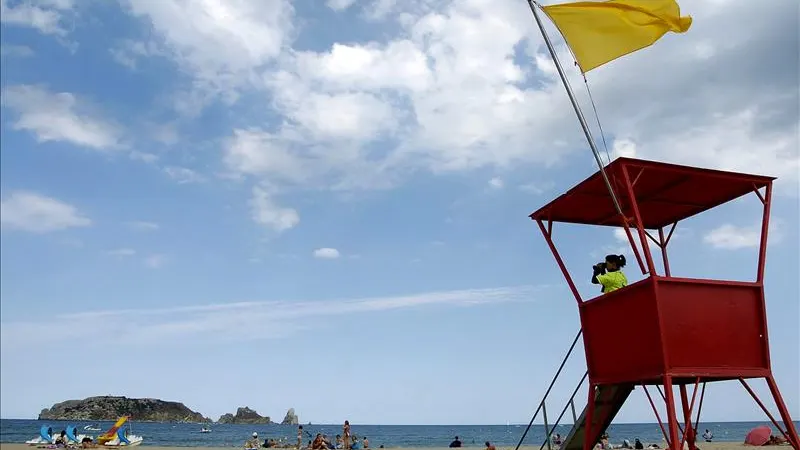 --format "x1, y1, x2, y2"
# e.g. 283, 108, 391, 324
527, 157, 798, 450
